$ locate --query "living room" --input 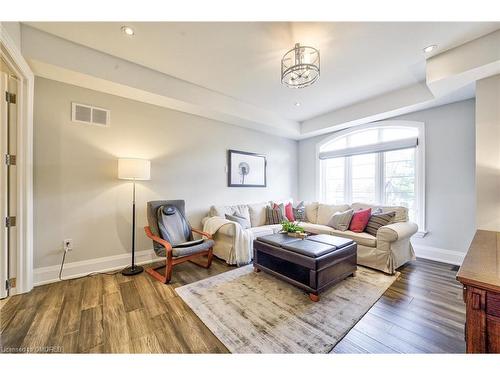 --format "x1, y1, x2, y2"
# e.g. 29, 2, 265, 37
1, 0, 500, 372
